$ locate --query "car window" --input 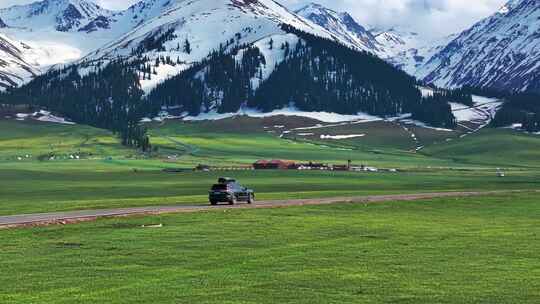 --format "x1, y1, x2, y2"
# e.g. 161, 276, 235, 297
211, 184, 228, 191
